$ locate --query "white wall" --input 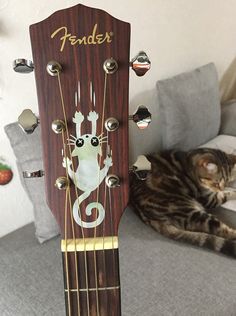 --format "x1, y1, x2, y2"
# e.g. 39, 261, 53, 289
0, 0, 236, 237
